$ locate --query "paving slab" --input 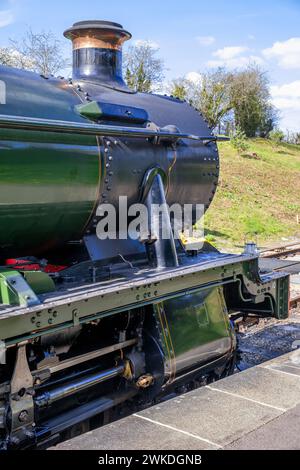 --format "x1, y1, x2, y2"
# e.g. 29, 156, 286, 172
134, 388, 281, 448
207, 364, 300, 410
225, 404, 300, 450
56, 415, 217, 451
